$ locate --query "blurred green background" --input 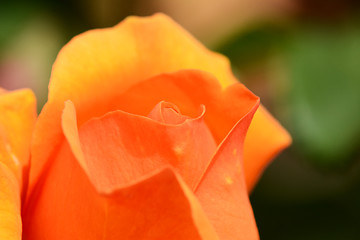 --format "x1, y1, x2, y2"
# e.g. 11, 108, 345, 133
1, 0, 360, 239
